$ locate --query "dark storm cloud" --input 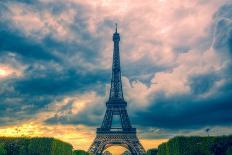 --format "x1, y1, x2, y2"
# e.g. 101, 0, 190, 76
44, 2, 232, 130
132, 90, 232, 129
14, 68, 109, 96
4, 0, 38, 4
0, 79, 55, 126
123, 59, 167, 84
0, 27, 57, 61
0, 0, 110, 125
213, 3, 232, 55
0, 68, 108, 126
45, 106, 104, 126
131, 2, 232, 129
189, 73, 219, 95
0, 0, 232, 134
